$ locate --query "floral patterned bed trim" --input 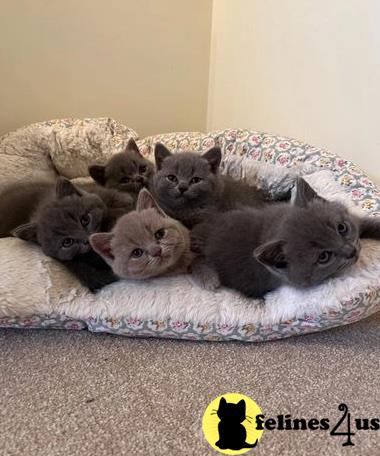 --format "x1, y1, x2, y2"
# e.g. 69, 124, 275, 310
1, 285, 379, 342
1, 123, 380, 342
